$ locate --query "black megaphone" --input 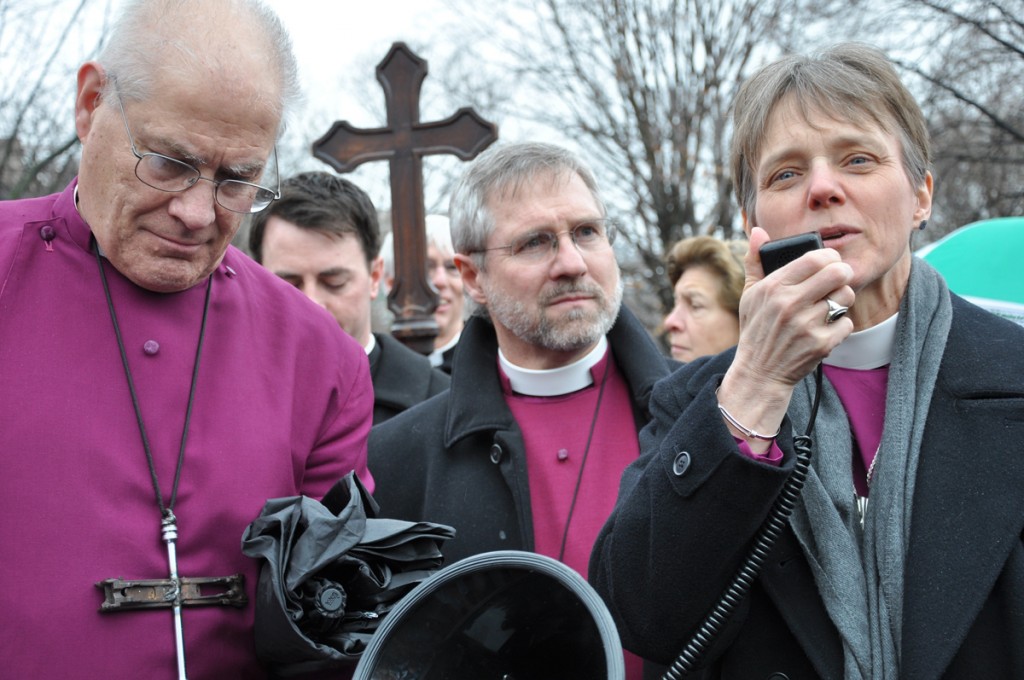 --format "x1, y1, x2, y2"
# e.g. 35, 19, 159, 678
353, 550, 625, 679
